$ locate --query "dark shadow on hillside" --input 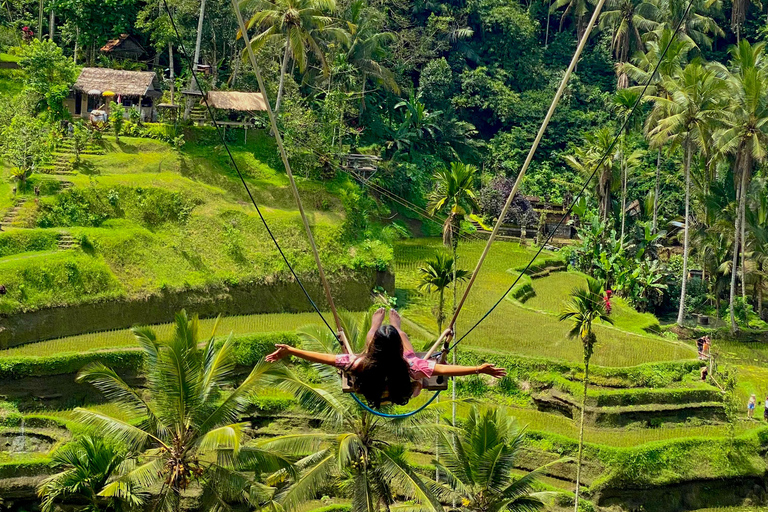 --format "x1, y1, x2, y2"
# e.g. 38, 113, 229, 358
73, 161, 99, 175
115, 140, 138, 154
178, 247, 208, 272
